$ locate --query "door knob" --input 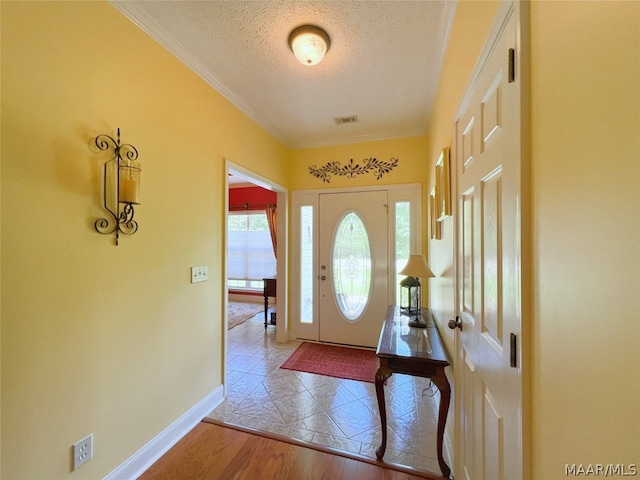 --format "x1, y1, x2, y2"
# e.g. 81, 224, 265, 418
448, 316, 462, 331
